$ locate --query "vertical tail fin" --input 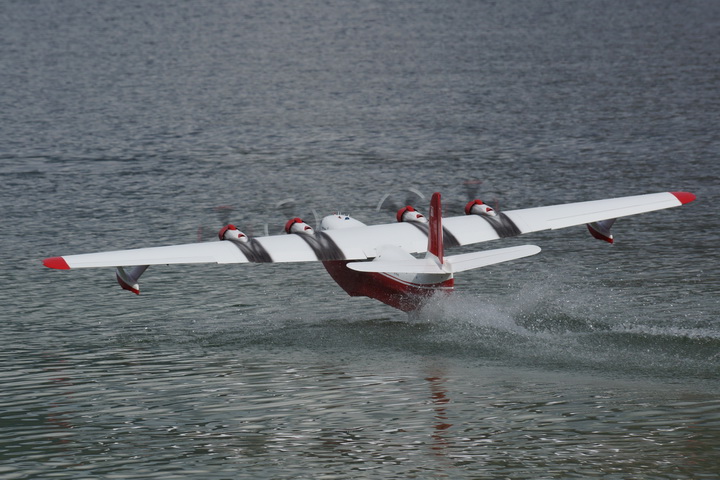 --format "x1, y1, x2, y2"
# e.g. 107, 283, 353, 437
427, 192, 444, 265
